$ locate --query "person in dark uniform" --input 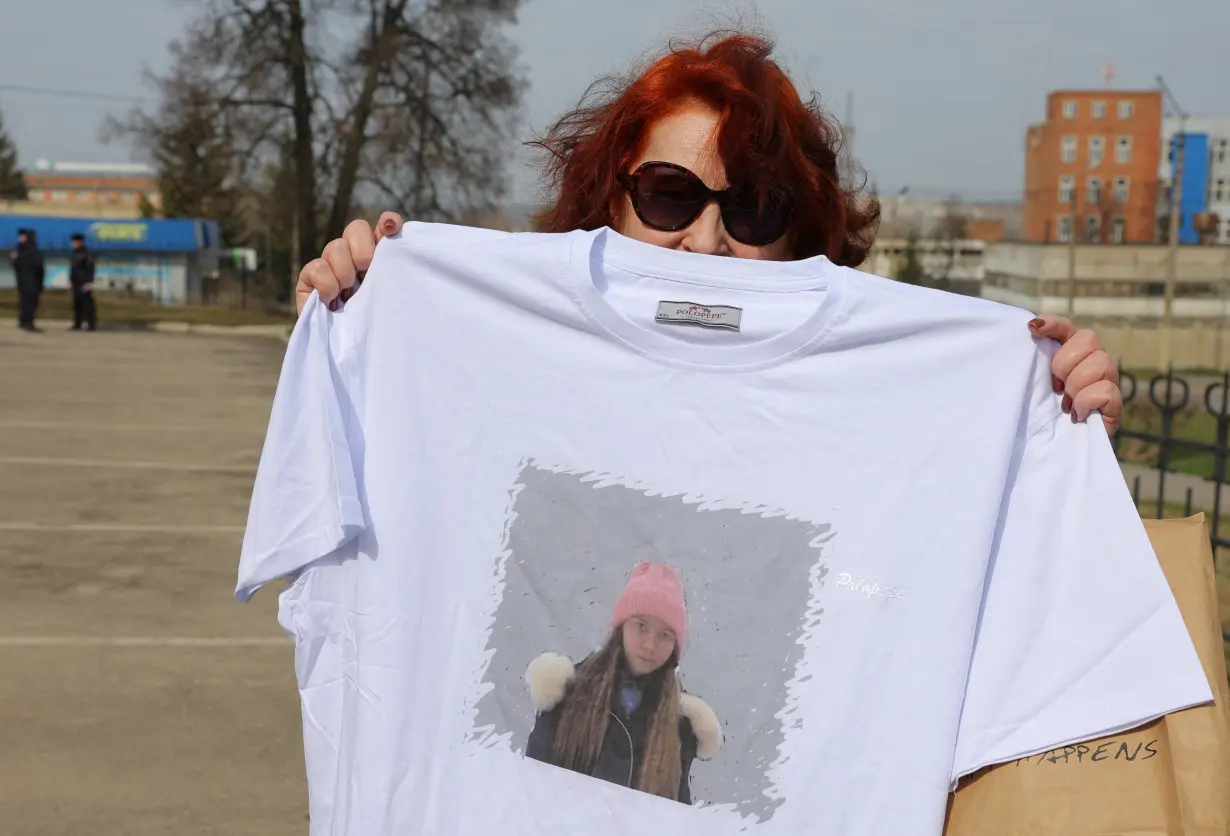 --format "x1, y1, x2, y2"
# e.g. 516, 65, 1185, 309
69, 233, 97, 331
10, 228, 45, 332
